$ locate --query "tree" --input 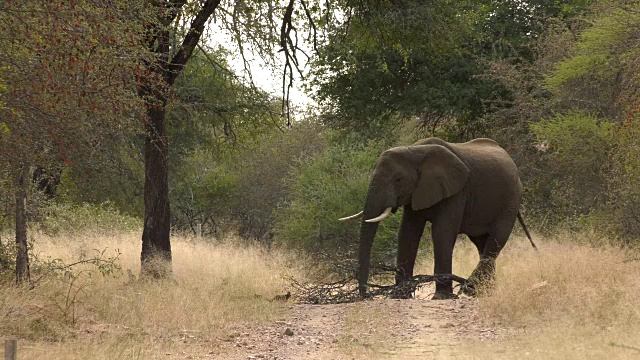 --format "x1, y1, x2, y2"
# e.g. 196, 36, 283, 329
310, 0, 596, 140
0, 1, 147, 283
311, 0, 479, 139
137, 0, 322, 275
